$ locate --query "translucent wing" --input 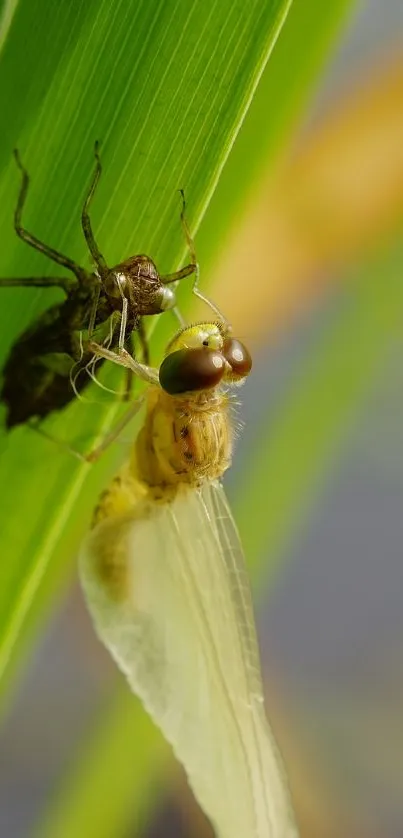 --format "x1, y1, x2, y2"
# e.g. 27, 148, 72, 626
80, 481, 297, 838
